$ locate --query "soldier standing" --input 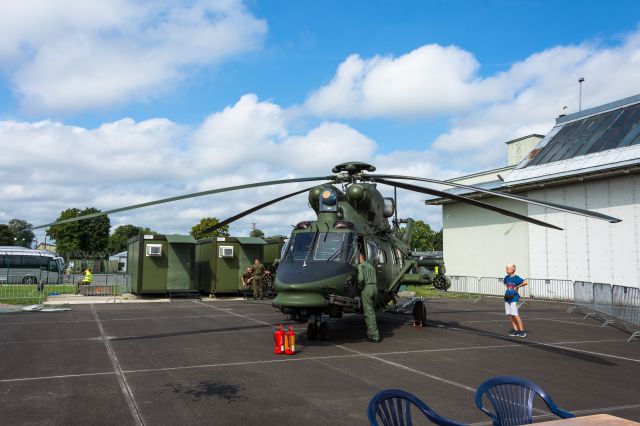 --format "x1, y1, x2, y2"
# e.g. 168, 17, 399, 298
357, 254, 380, 343
251, 259, 265, 300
